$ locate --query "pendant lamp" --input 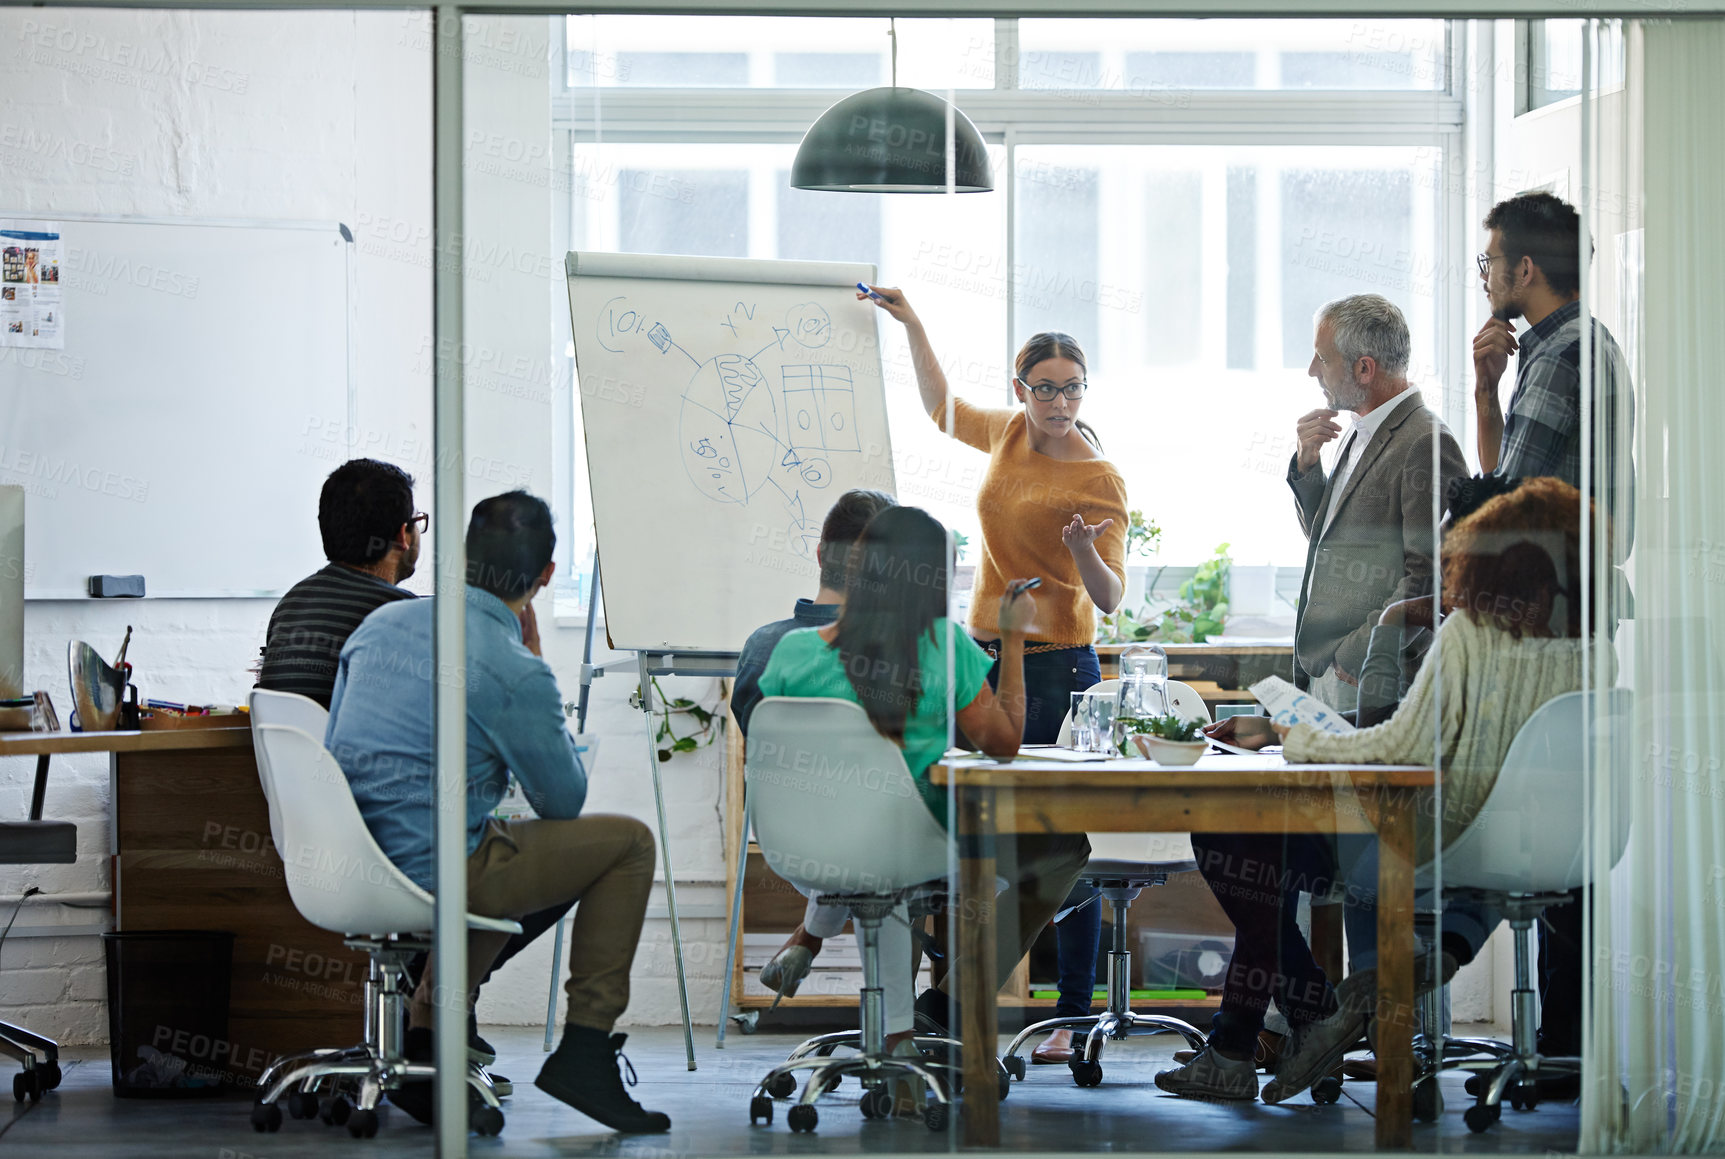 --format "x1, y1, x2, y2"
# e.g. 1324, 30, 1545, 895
790, 21, 993, 194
